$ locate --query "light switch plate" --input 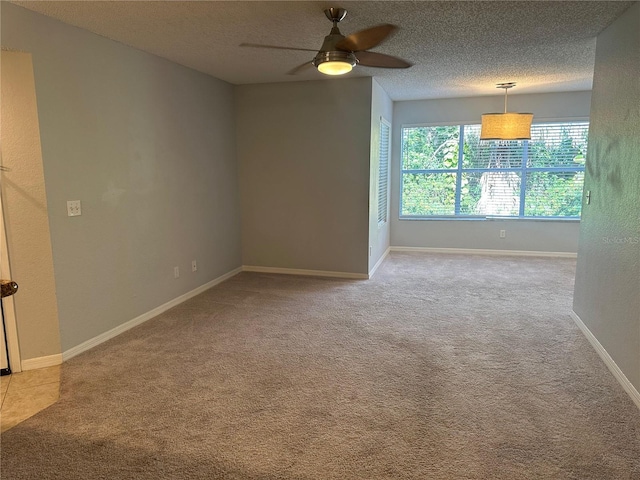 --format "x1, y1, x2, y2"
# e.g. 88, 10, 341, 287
67, 200, 82, 216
